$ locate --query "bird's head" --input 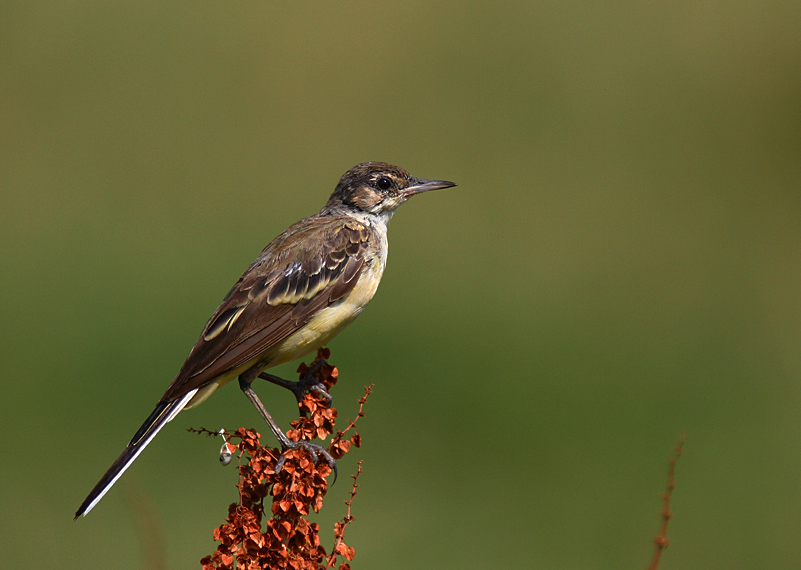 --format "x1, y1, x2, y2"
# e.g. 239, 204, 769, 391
326, 162, 456, 217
